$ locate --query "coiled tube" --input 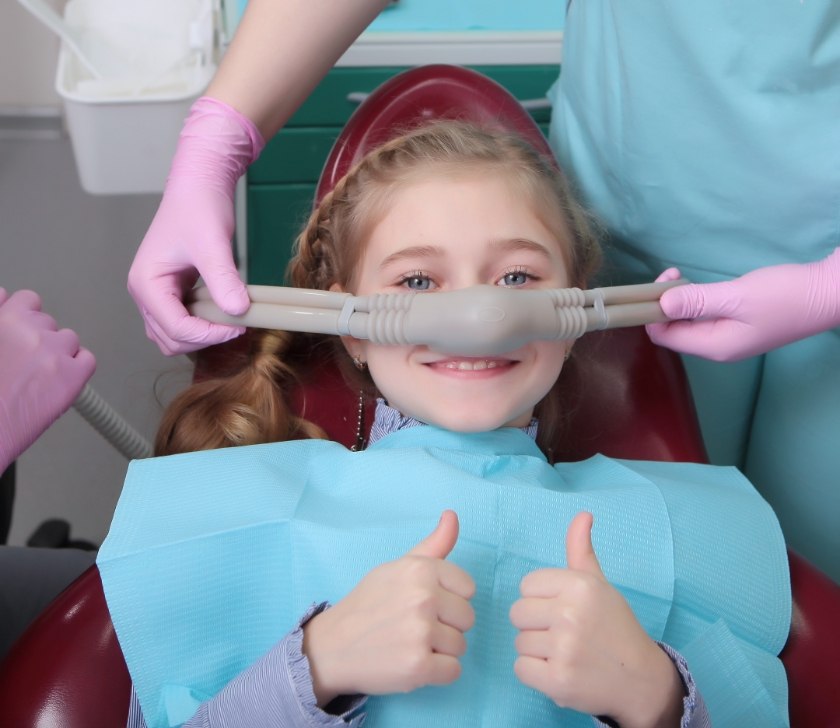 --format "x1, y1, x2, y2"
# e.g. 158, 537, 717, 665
73, 385, 152, 460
